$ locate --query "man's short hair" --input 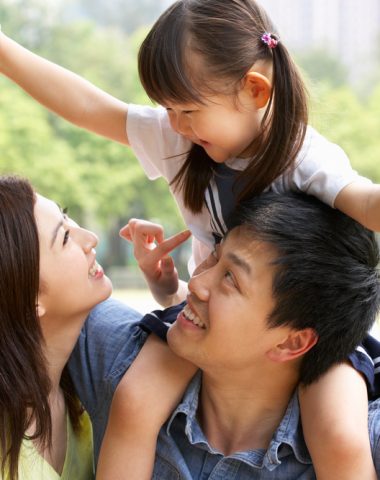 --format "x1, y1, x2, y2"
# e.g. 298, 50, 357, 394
231, 192, 380, 384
